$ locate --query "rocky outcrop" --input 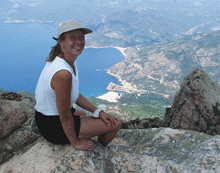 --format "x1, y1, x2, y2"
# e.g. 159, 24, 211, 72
122, 117, 164, 129
1, 128, 220, 173
0, 93, 40, 165
0, 127, 39, 165
0, 100, 27, 139
1, 91, 26, 101
164, 67, 220, 135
